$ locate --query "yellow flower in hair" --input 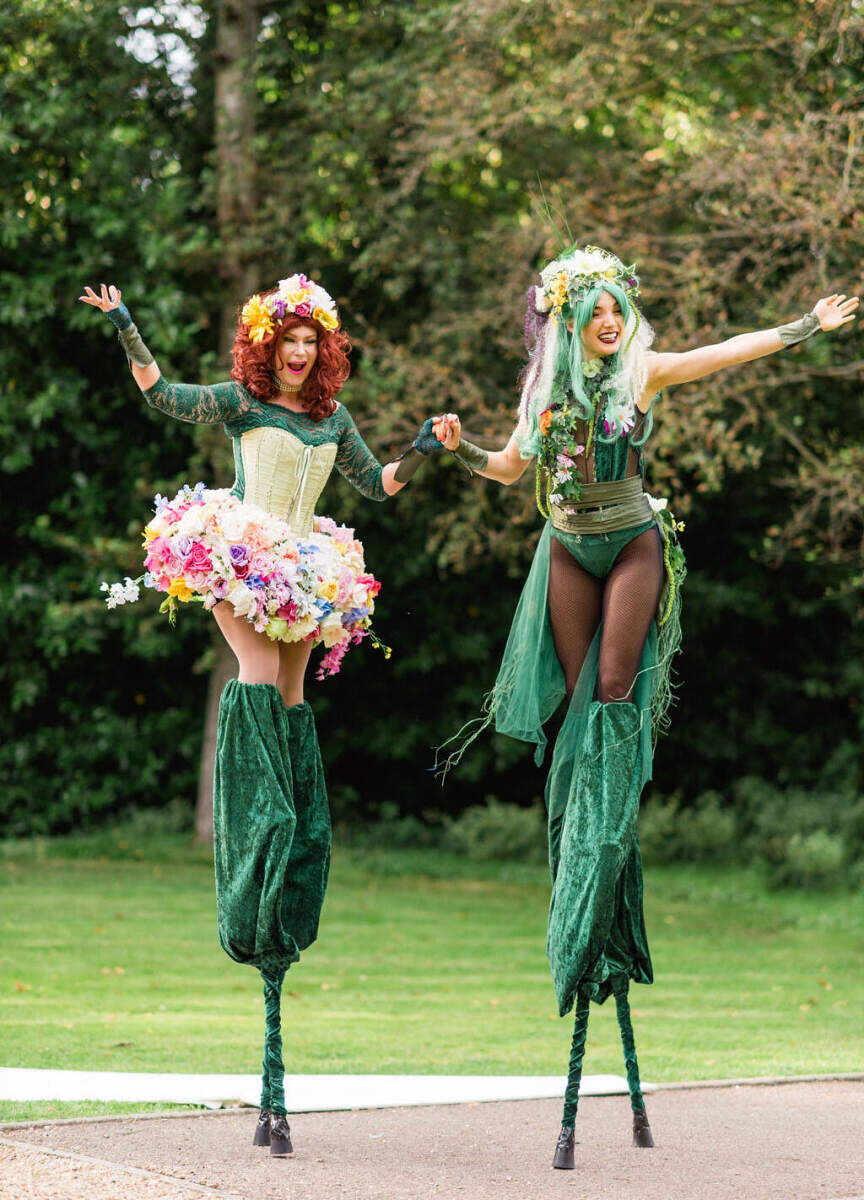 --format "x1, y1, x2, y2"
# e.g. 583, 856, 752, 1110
142, 524, 158, 545
241, 294, 275, 343
284, 287, 311, 309
603, 267, 618, 279
313, 306, 338, 331
318, 579, 338, 602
